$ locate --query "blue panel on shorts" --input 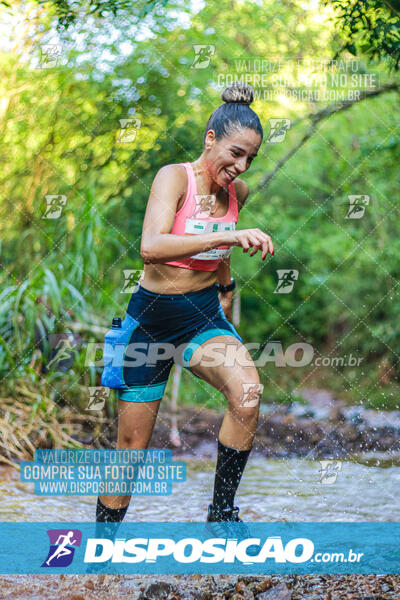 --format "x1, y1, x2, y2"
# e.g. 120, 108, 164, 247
182, 326, 243, 367
118, 381, 168, 403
